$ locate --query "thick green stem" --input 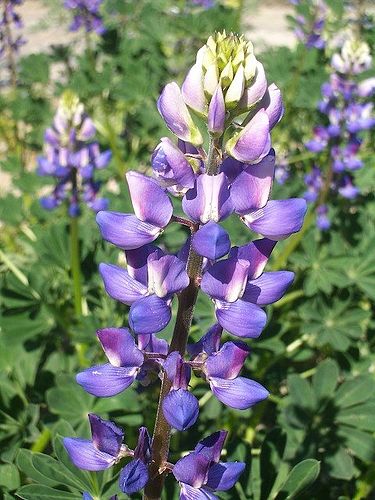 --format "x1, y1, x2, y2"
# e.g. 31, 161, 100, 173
144, 139, 220, 500
70, 215, 83, 317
